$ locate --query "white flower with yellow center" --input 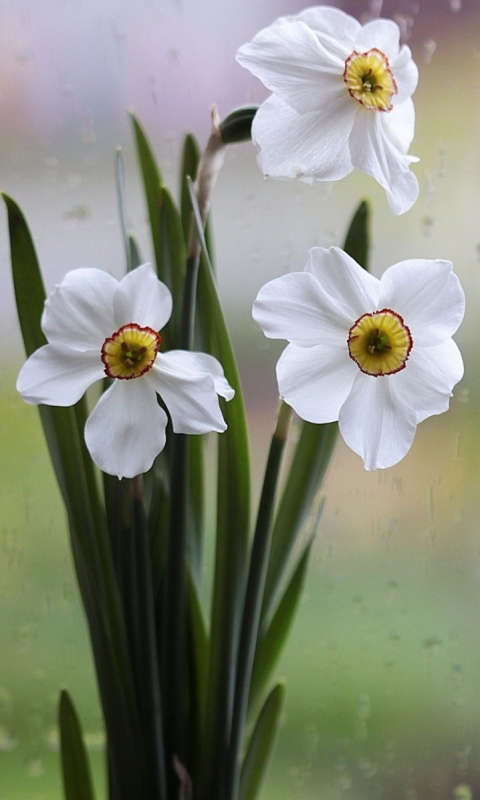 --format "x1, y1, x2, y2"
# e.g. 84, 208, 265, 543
253, 248, 465, 470
237, 6, 419, 215
17, 264, 234, 479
